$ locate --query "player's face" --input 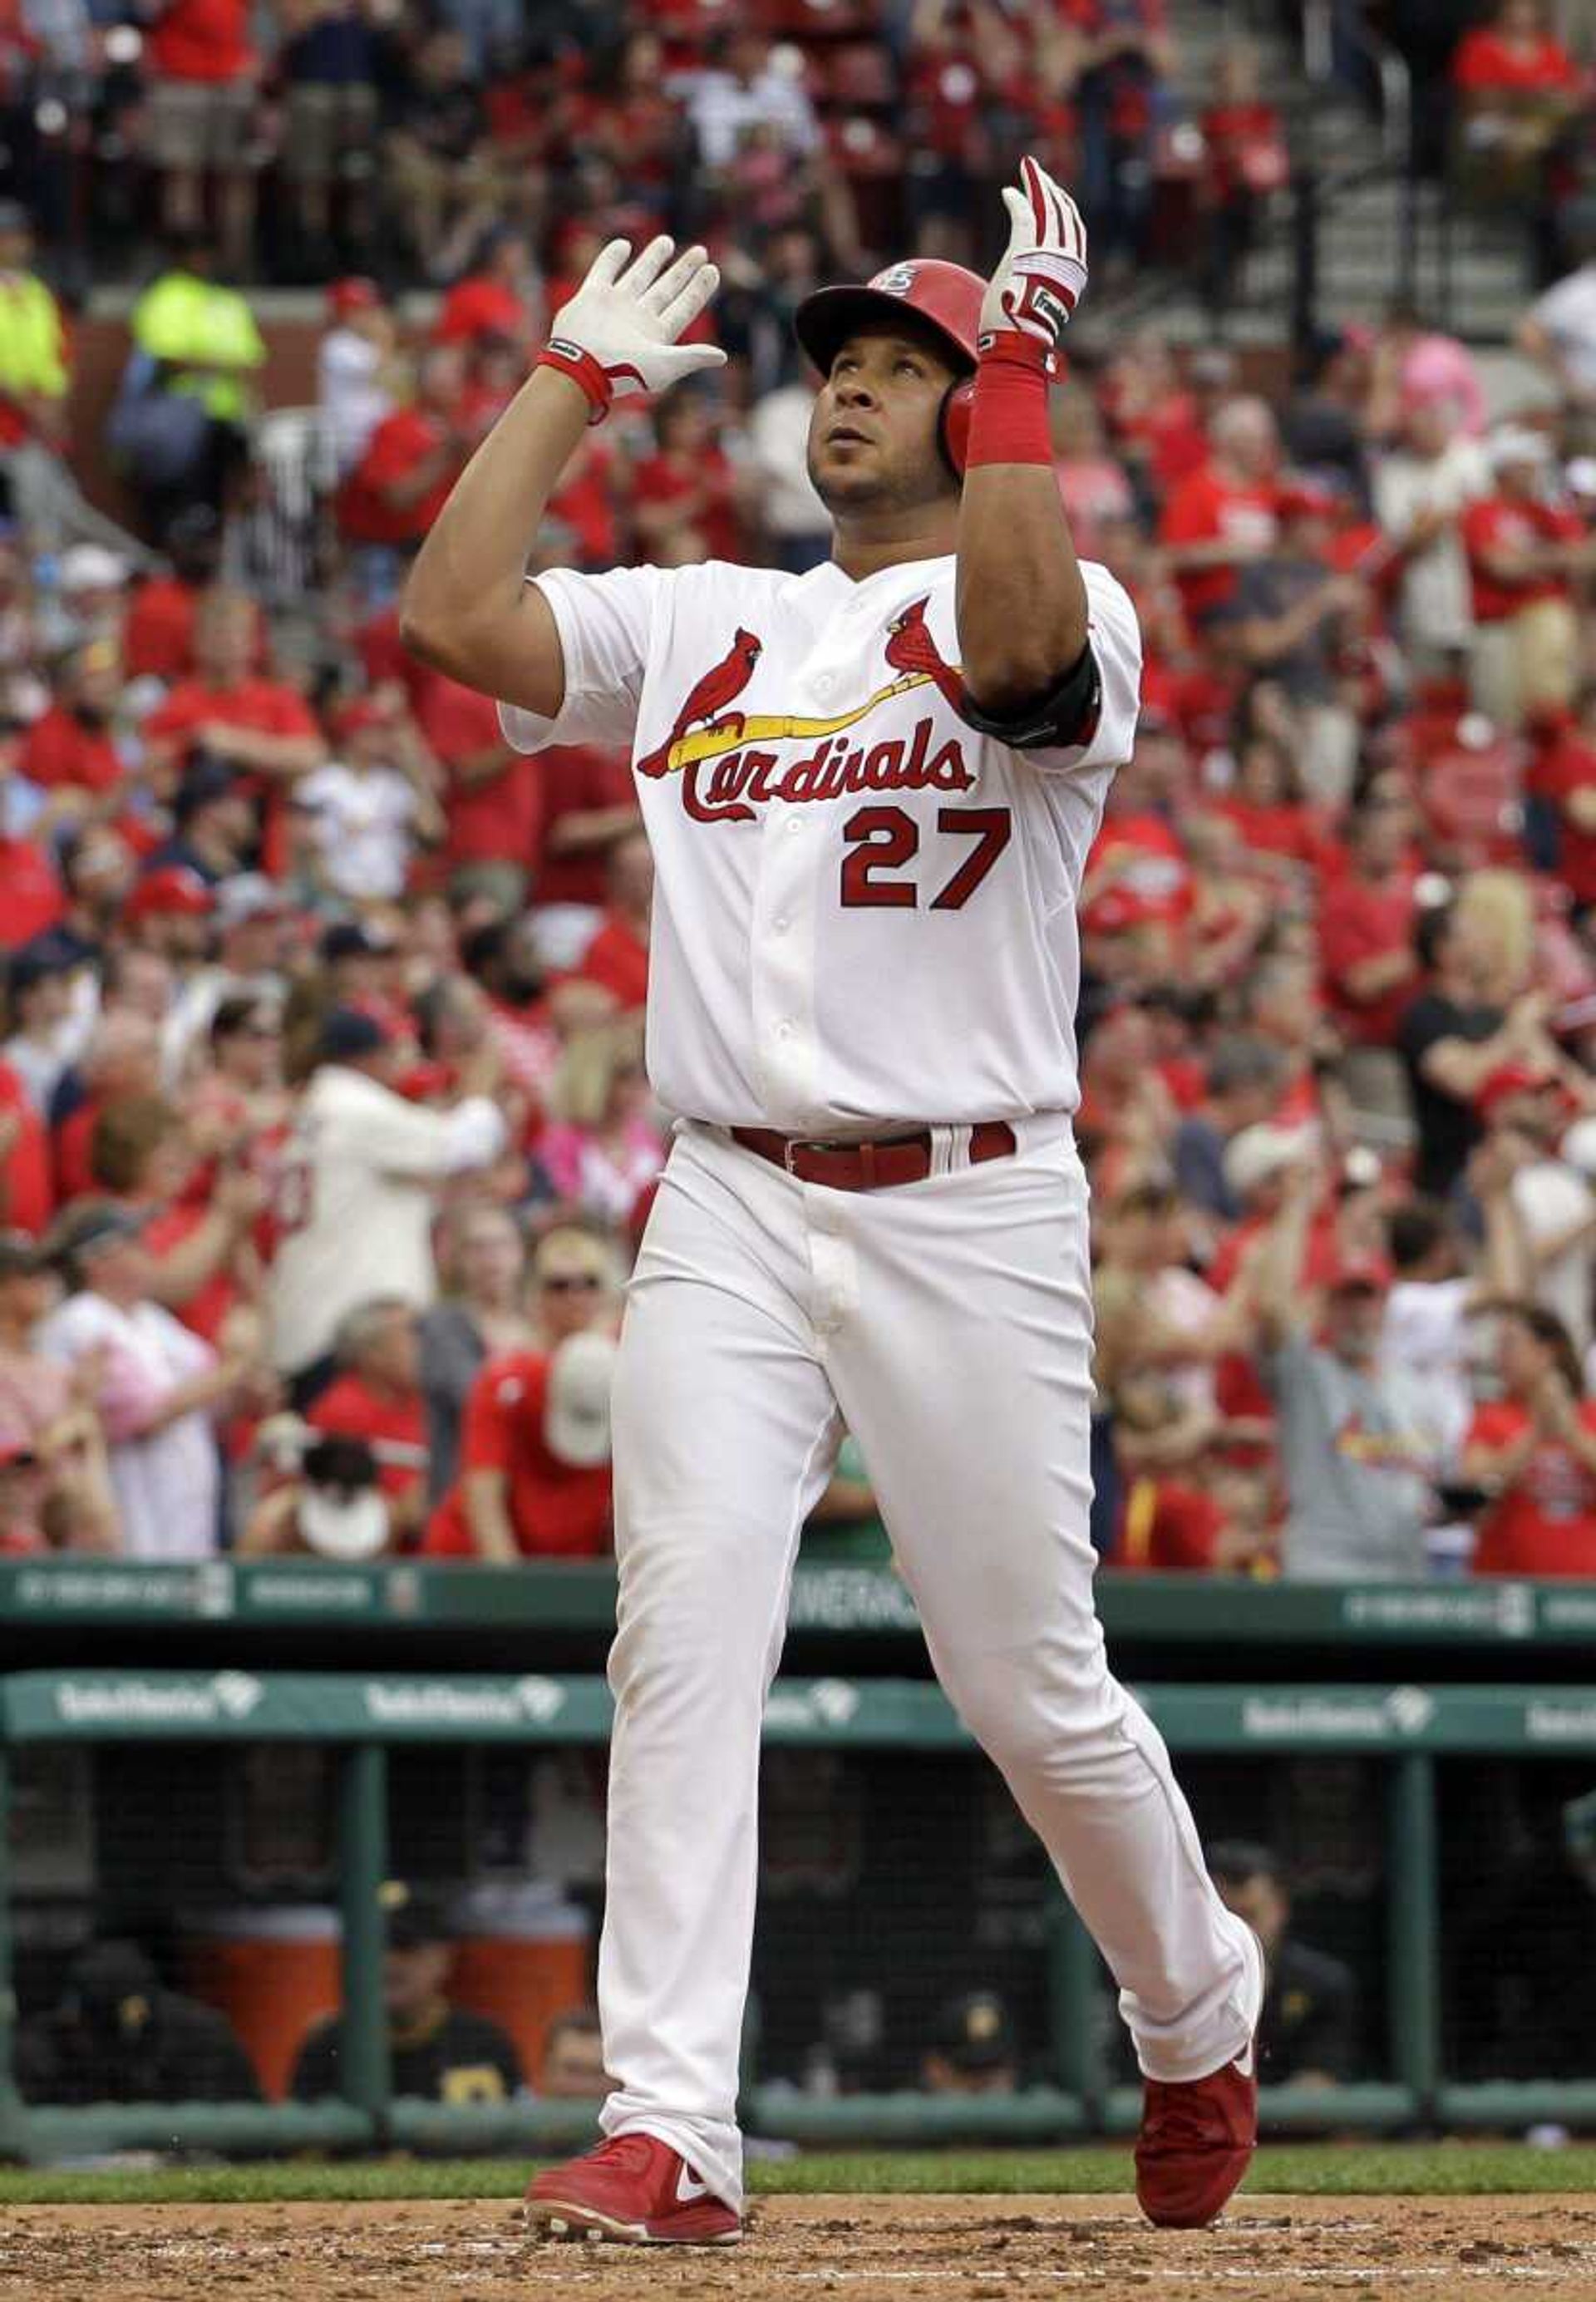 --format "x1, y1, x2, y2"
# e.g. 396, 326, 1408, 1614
807, 328, 958, 516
